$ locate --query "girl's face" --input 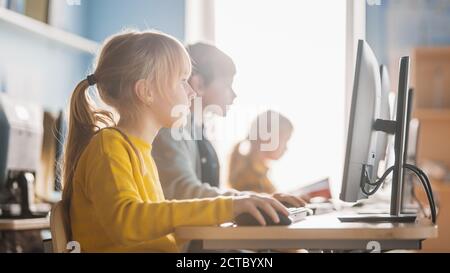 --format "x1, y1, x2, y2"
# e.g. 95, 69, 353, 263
201, 75, 237, 116
261, 129, 293, 161
152, 75, 196, 128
